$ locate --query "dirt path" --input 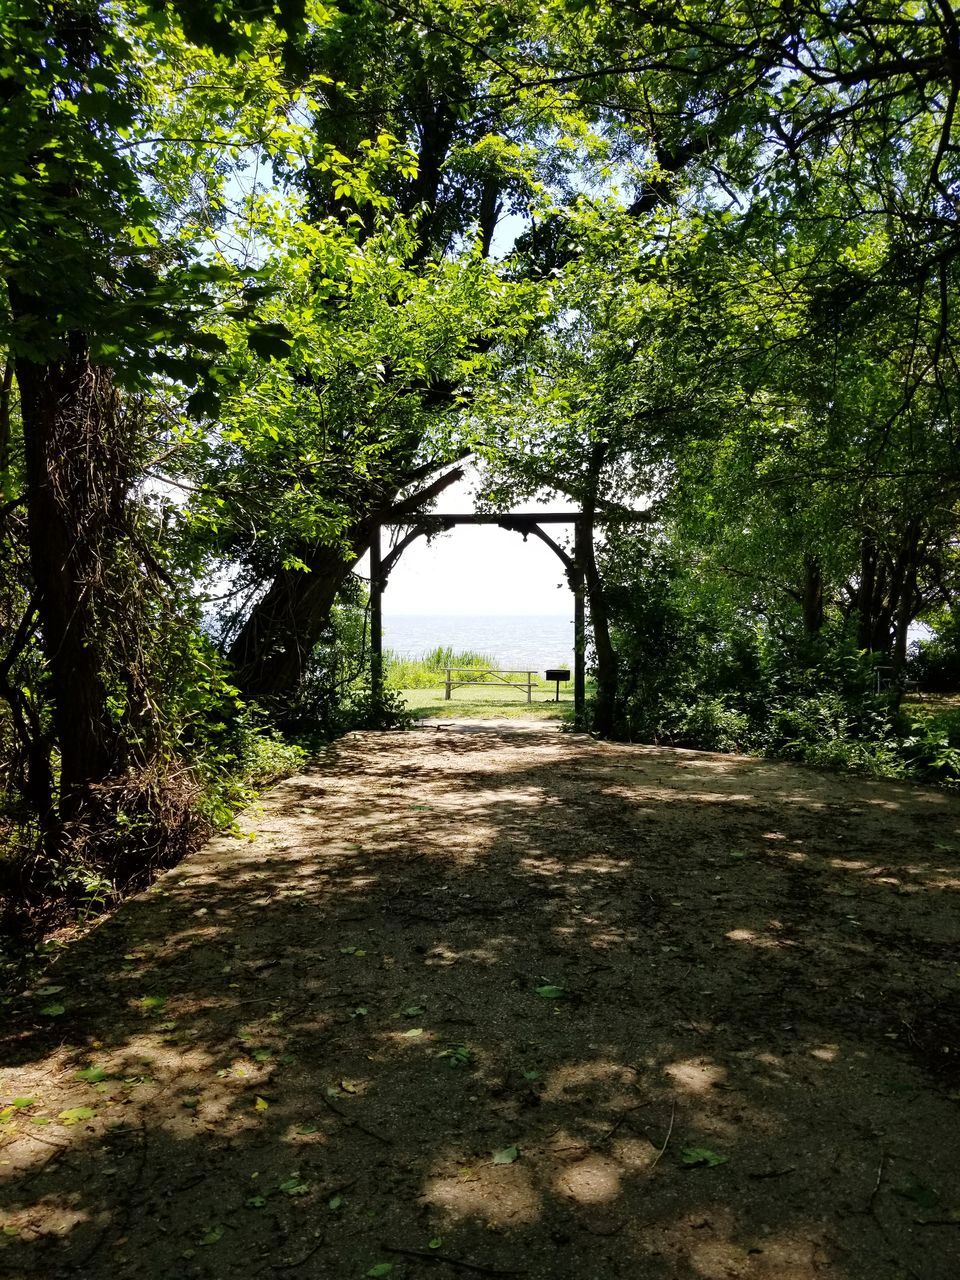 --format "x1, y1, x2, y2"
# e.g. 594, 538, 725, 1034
2, 725, 959, 1280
